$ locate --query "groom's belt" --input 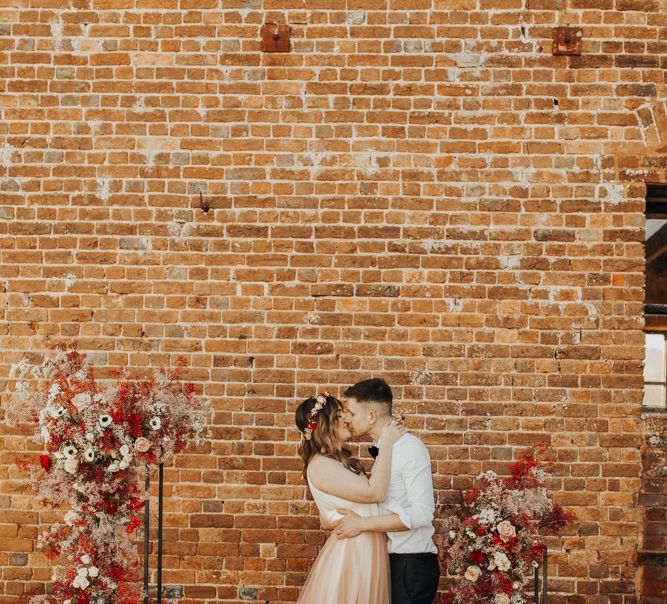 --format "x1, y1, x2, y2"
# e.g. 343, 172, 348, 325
389, 552, 437, 558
